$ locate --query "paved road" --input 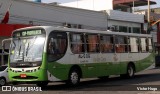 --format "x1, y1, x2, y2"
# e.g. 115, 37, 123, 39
1, 66, 160, 94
